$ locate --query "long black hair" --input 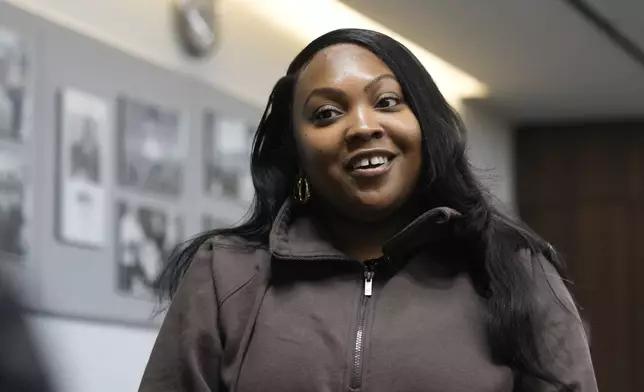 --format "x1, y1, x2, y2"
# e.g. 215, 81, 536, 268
157, 28, 575, 390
